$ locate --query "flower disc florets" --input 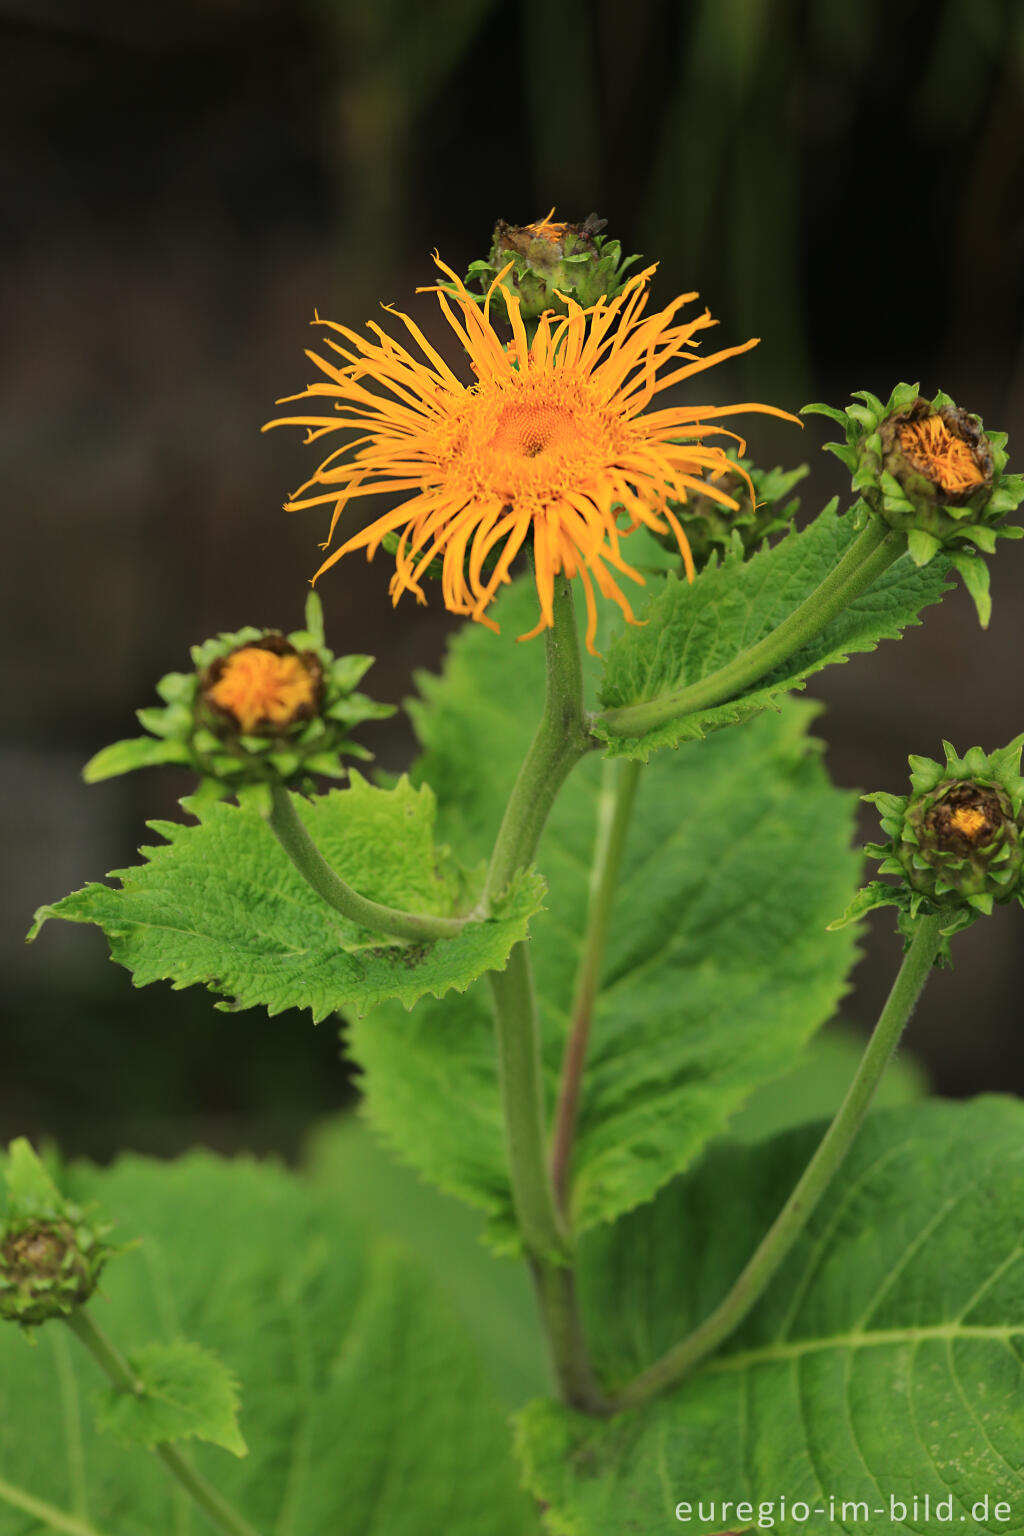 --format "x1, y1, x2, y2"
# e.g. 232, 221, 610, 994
0, 1141, 117, 1328
82, 594, 393, 808
465, 210, 638, 323
804, 383, 1024, 627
